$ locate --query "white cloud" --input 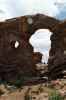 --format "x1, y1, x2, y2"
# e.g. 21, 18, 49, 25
29, 29, 53, 63
51, 0, 66, 13
54, 0, 66, 3
33, 0, 59, 17
0, 0, 60, 21
0, 0, 34, 20
0, 0, 66, 20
